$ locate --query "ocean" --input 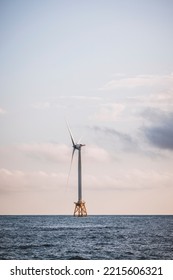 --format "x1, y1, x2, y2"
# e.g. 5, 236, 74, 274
0, 215, 173, 260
